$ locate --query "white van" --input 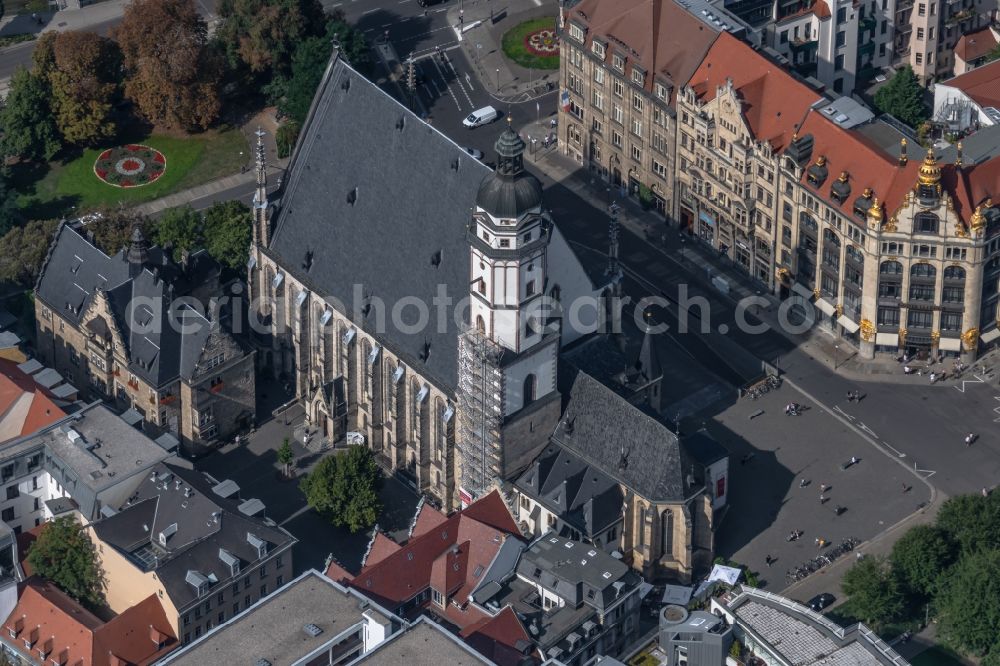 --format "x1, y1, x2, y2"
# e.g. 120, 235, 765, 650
463, 106, 500, 128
